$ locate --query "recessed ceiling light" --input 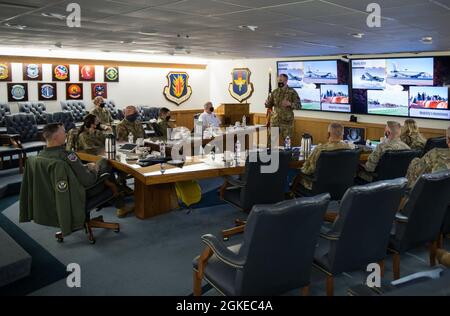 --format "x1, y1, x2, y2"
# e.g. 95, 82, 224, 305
262, 45, 282, 49
41, 12, 66, 20
4, 23, 27, 30
120, 40, 136, 44
421, 36, 433, 44
239, 25, 258, 31
54, 42, 63, 48
351, 33, 365, 39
